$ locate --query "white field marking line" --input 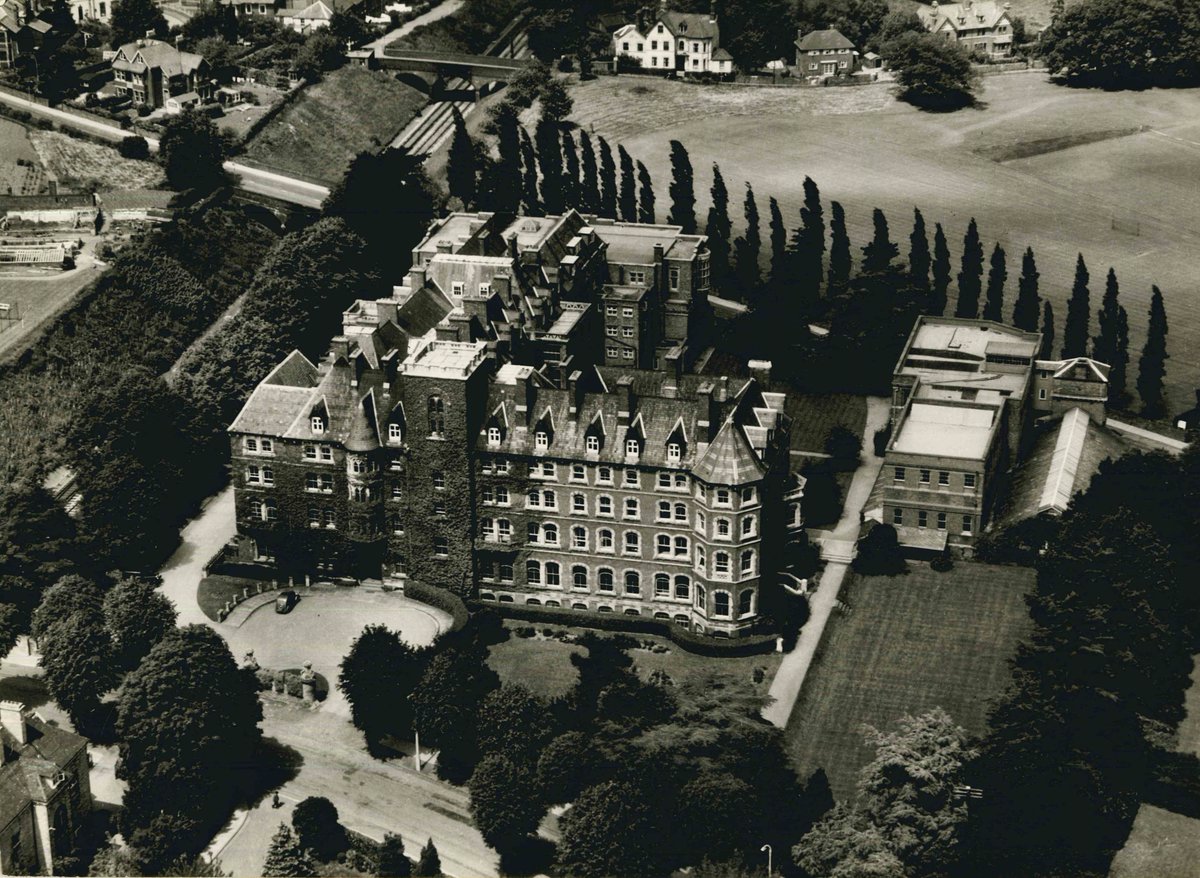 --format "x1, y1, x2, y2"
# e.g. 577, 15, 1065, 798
1147, 128, 1200, 150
